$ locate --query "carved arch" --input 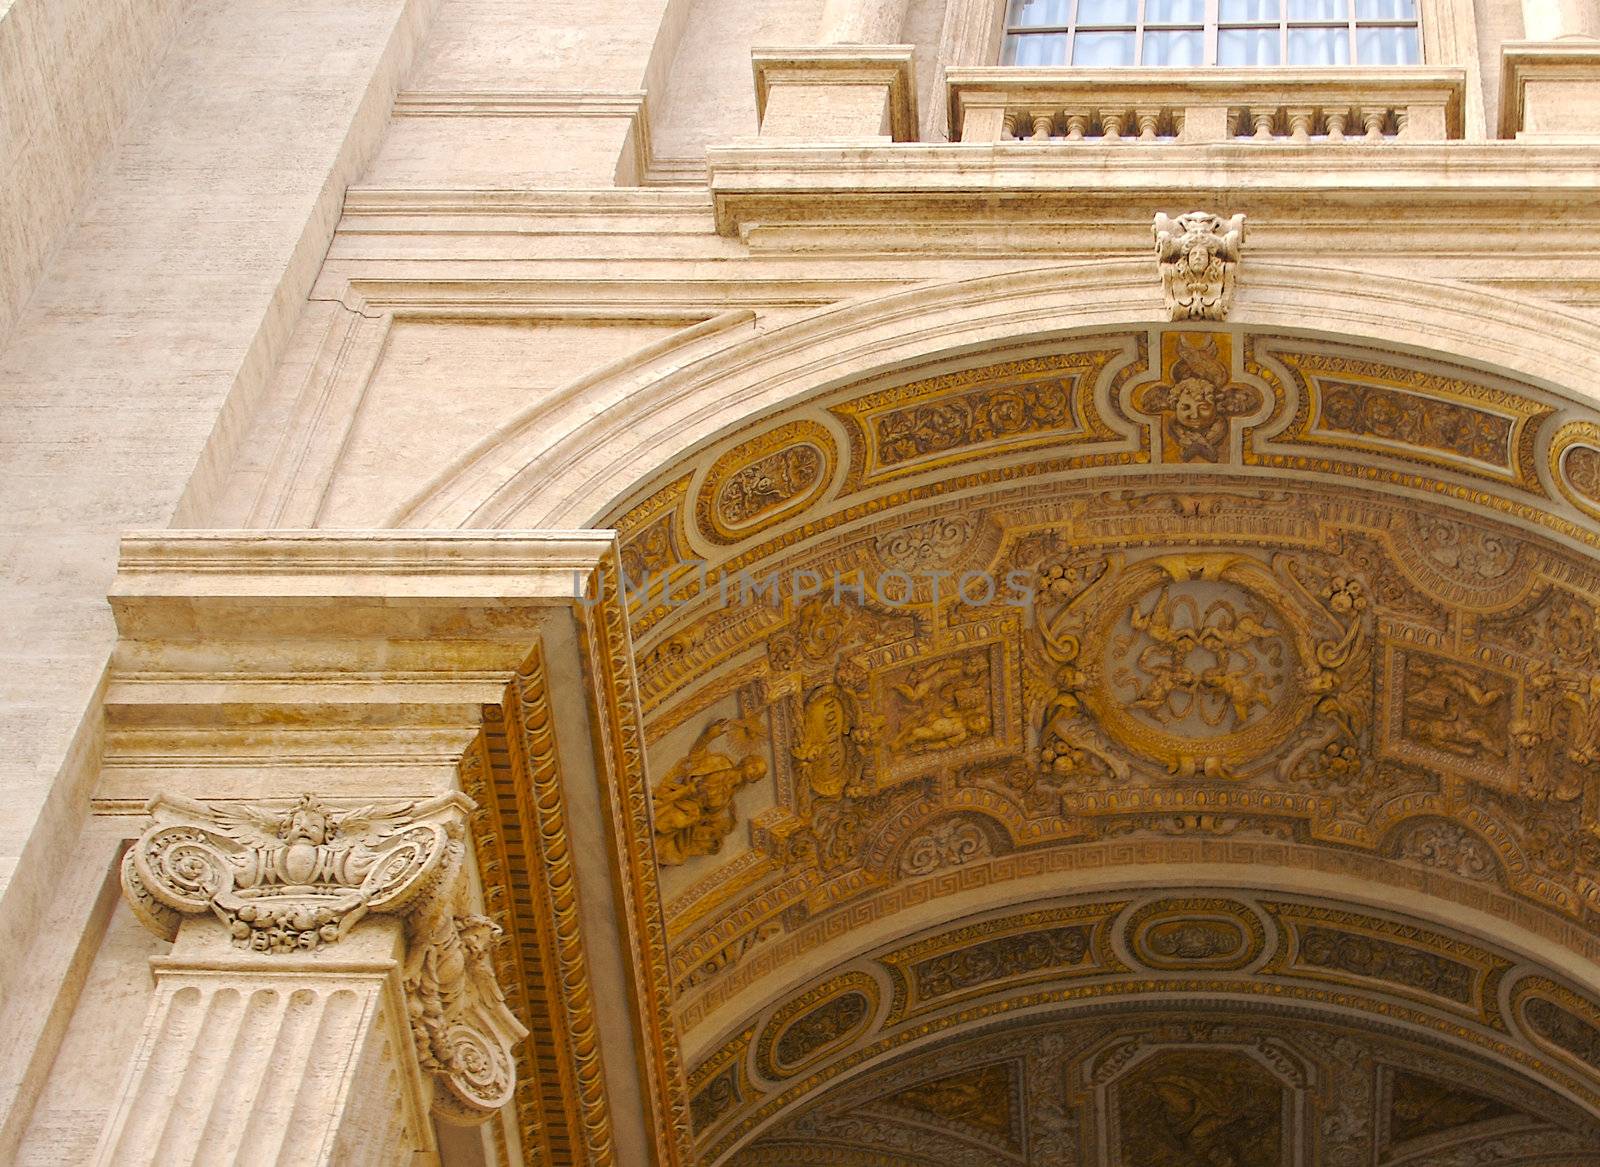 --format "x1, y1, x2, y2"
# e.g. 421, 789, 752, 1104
392, 262, 1600, 531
